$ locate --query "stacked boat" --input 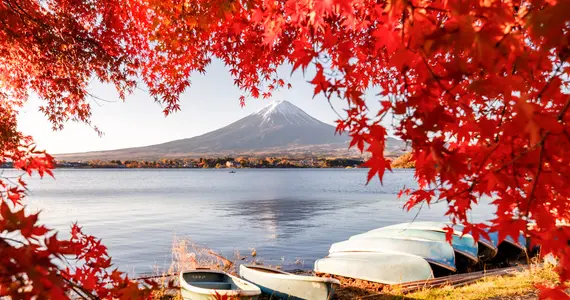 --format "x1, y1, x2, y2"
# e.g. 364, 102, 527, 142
314, 221, 527, 285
